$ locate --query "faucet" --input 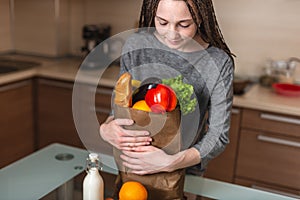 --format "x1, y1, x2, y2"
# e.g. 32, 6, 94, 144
287, 57, 300, 70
